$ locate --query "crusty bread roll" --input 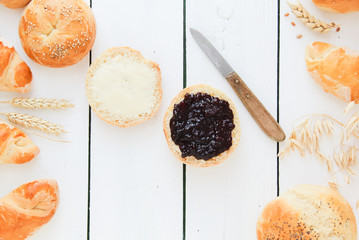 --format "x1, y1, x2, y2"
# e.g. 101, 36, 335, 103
0, 0, 31, 8
18, 0, 96, 68
305, 42, 359, 102
0, 179, 59, 240
0, 120, 39, 164
313, 0, 359, 13
163, 84, 240, 167
257, 185, 357, 240
0, 37, 32, 93
86, 47, 162, 127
